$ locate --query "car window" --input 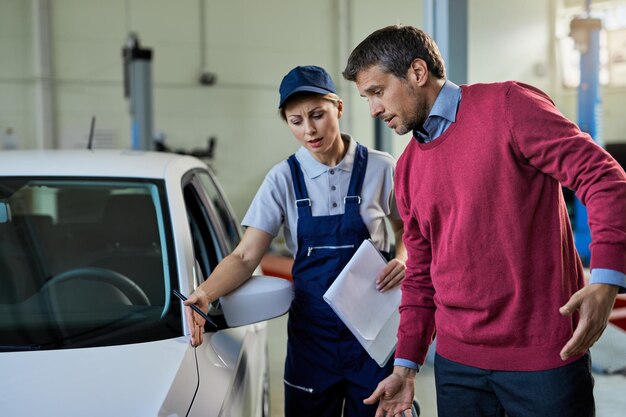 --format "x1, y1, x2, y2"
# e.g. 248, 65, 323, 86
183, 183, 223, 281
0, 177, 182, 350
196, 171, 242, 252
